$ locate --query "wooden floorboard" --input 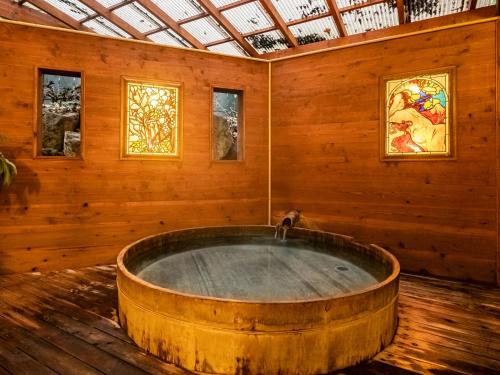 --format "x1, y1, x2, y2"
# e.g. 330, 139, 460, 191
0, 267, 498, 375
